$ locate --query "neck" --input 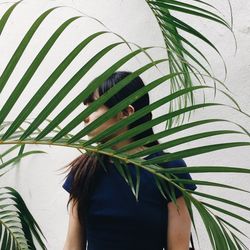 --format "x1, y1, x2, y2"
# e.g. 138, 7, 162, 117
100, 128, 147, 155
112, 140, 146, 155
